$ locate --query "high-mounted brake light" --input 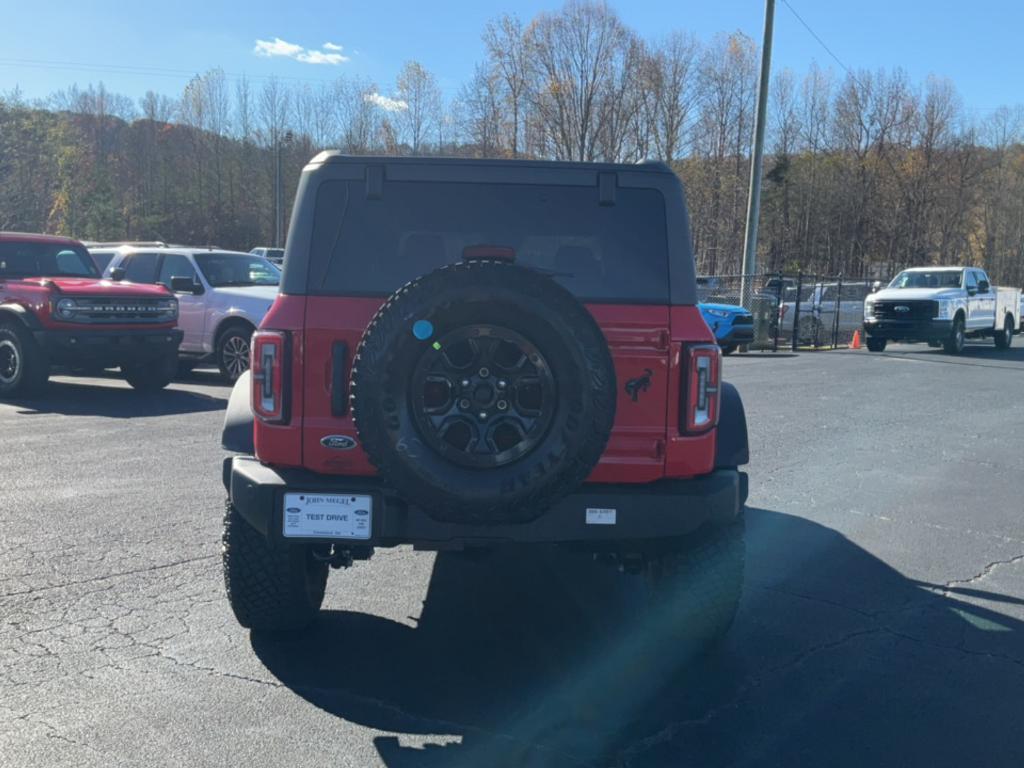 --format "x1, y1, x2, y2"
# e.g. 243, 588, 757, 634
251, 330, 289, 423
682, 344, 720, 433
